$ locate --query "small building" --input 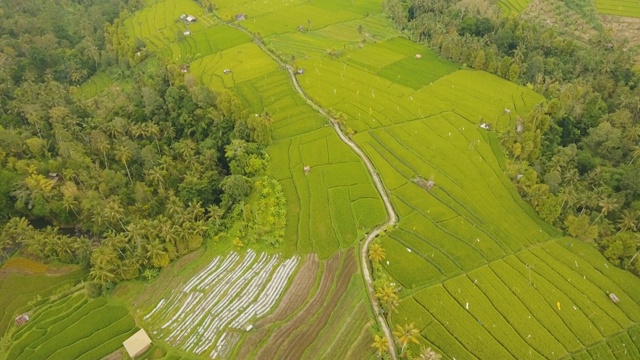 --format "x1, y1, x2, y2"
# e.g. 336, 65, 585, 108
235, 13, 246, 21
246, 325, 254, 332
304, 165, 311, 174
183, 30, 191, 36
609, 293, 620, 303
180, 14, 187, 20
186, 15, 197, 22
180, 64, 190, 73
15, 314, 30, 326
516, 122, 524, 133
223, 69, 231, 74
415, 53, 422, 59
123, 329, 152, 359
479, 122, 490, 130
296, 68, 305, 75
